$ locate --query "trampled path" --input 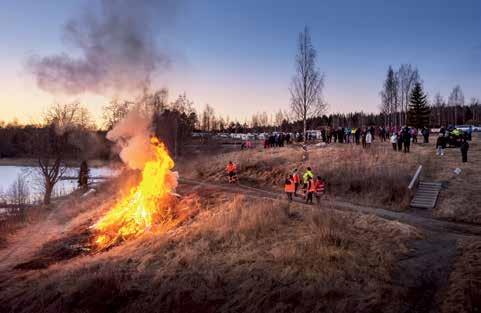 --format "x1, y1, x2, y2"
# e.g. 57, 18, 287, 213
180, 177, 481, 238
